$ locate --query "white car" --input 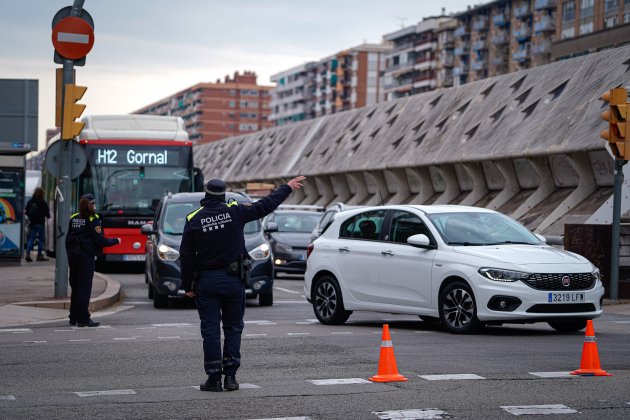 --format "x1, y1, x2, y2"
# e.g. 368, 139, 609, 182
304, 205, 605, 334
